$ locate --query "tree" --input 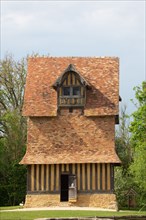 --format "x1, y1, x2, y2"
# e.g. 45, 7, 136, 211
0, 54, 27, 206
115, 105, 132, 173
115, 105, 134, 208
129, 81, 146, 205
